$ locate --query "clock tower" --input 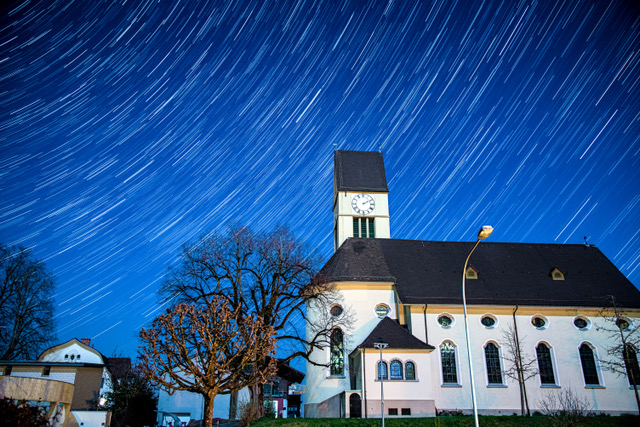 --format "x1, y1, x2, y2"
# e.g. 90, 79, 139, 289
333, 150, 390, 251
